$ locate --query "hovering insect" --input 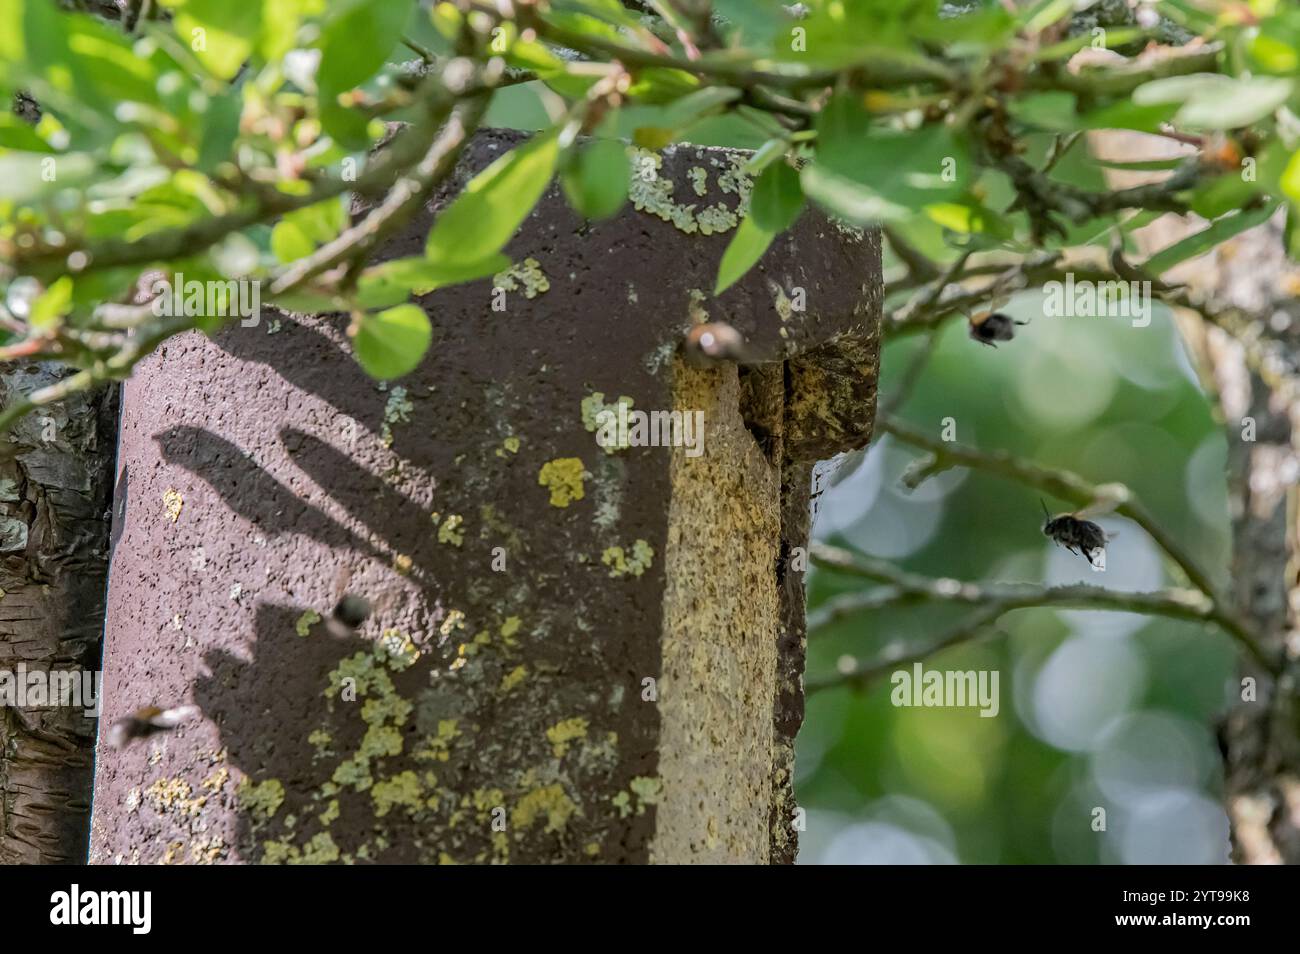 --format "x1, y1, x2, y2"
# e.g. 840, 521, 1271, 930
325, 565, 372, 637
1040, 498, 1109, 567
968, 293, 1028, 348
682, 321, 766, 367
107, 704, 199, 748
